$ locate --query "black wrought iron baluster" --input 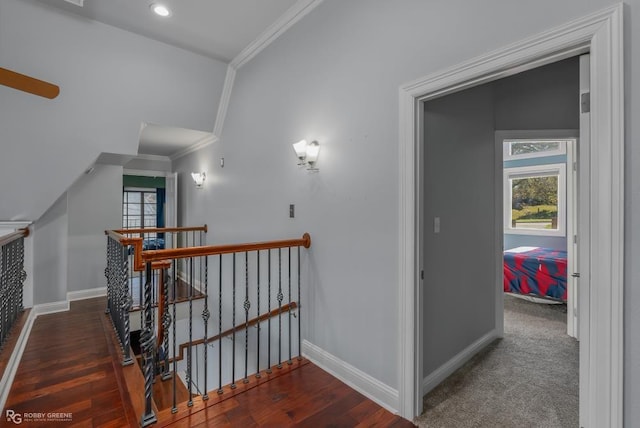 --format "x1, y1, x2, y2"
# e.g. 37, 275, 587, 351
187, 257, 194, 406
172, 259, 178, 414
161, 266, 171, 379
243, 251, 250, 383
4, 241, 11, 342
140, 261, 157, 427
231, 253, 236, 389
139, 268, 143, 327
104, 238, 111, 316
218, 254, 223, 395
1, 244, 7, 346
256, 251, 261, 379
121, 244, 133, 366
267, 250, 272, 374
18, 238, 24, 314
277, 248, 283, 369
202, 255, 209, 400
